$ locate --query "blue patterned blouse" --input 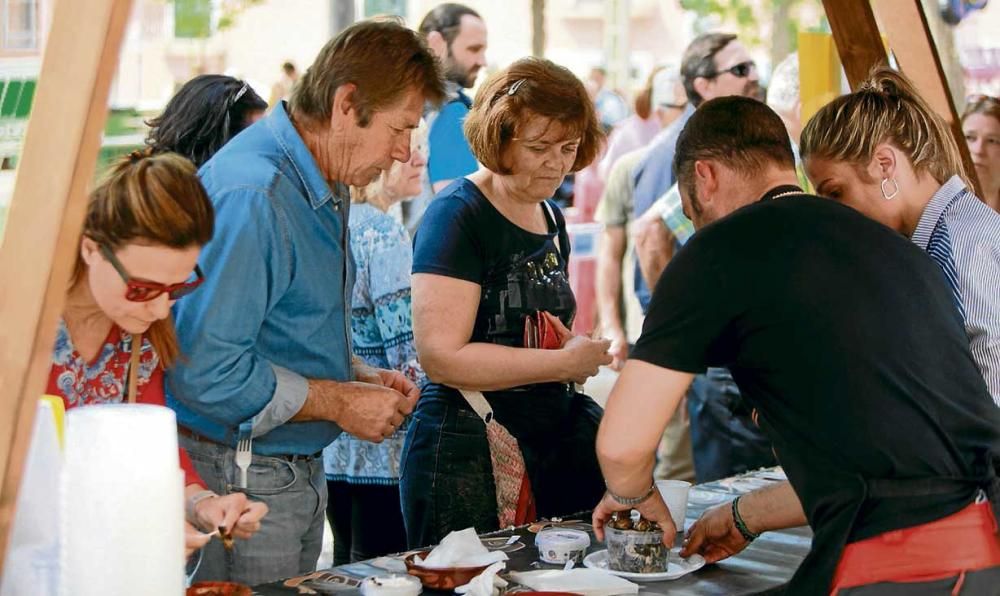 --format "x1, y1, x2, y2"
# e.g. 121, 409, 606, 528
323, 203, 425, 485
